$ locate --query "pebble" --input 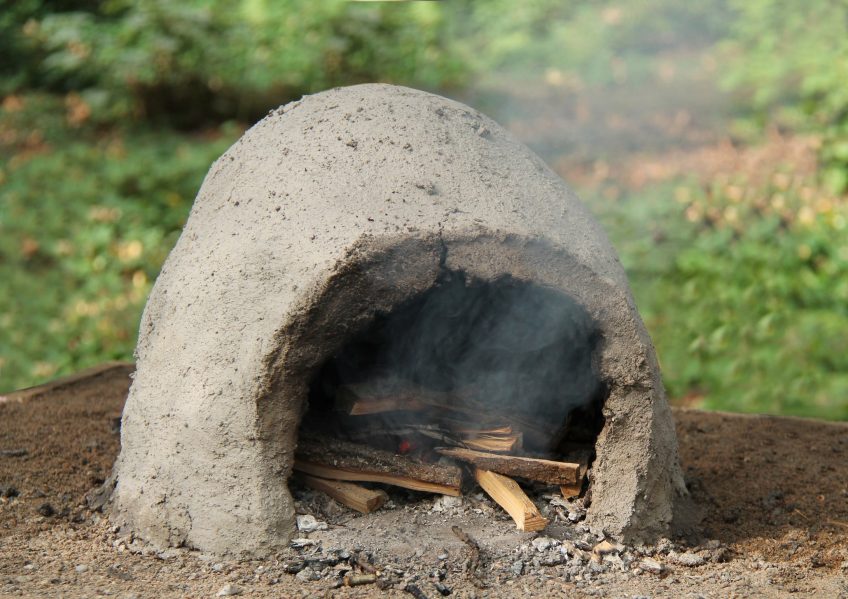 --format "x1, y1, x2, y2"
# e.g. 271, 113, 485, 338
640, 557, 664, 574
284, 560, 305, 574
296, 514, 327, 533
511, 560, 525, 576
592, 540, 624, 562
532, 537, 558, 552
673, 551, 706, 567
211, 563, 225, 572
0, 485, 19, 498
37, 503, 55, 517
295, 567, 321, 582
74, 565, 89, 574
216, 583, 242, 596
431, 495, 463, 512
